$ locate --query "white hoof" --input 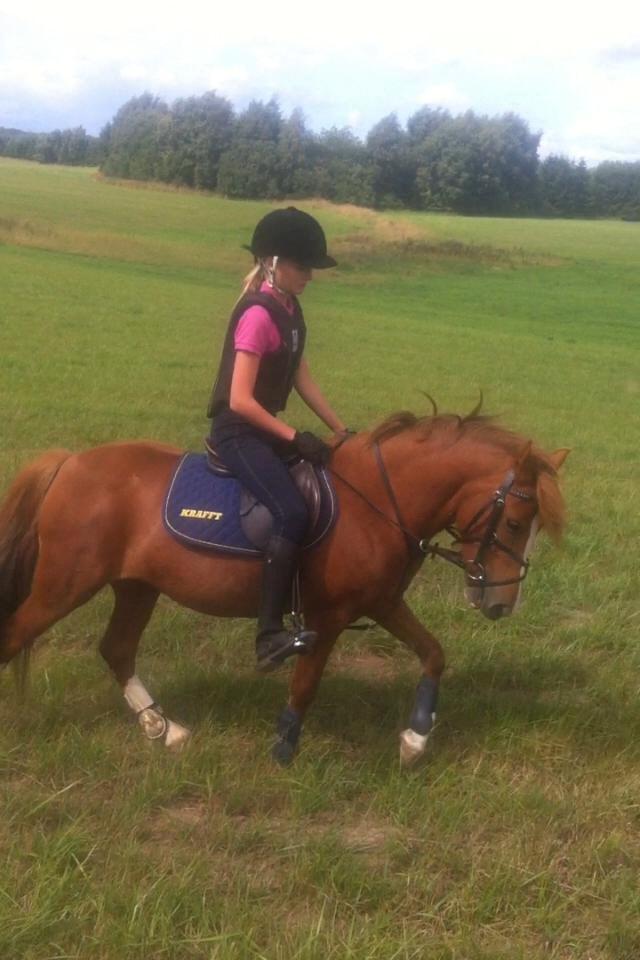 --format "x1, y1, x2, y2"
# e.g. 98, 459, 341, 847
399, 728, 429, 766
164, 720, 191, 751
